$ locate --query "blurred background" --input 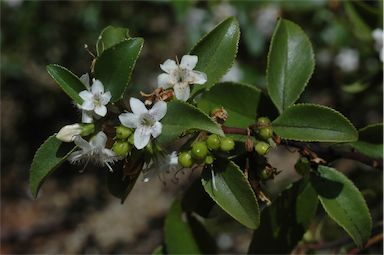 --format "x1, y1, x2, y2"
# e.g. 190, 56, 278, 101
1, 0, 382, 254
